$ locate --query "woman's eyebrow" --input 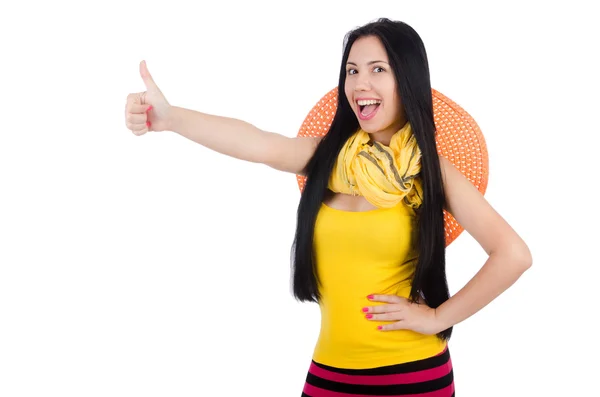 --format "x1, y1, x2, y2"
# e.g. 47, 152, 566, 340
346, 60, 389, 66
